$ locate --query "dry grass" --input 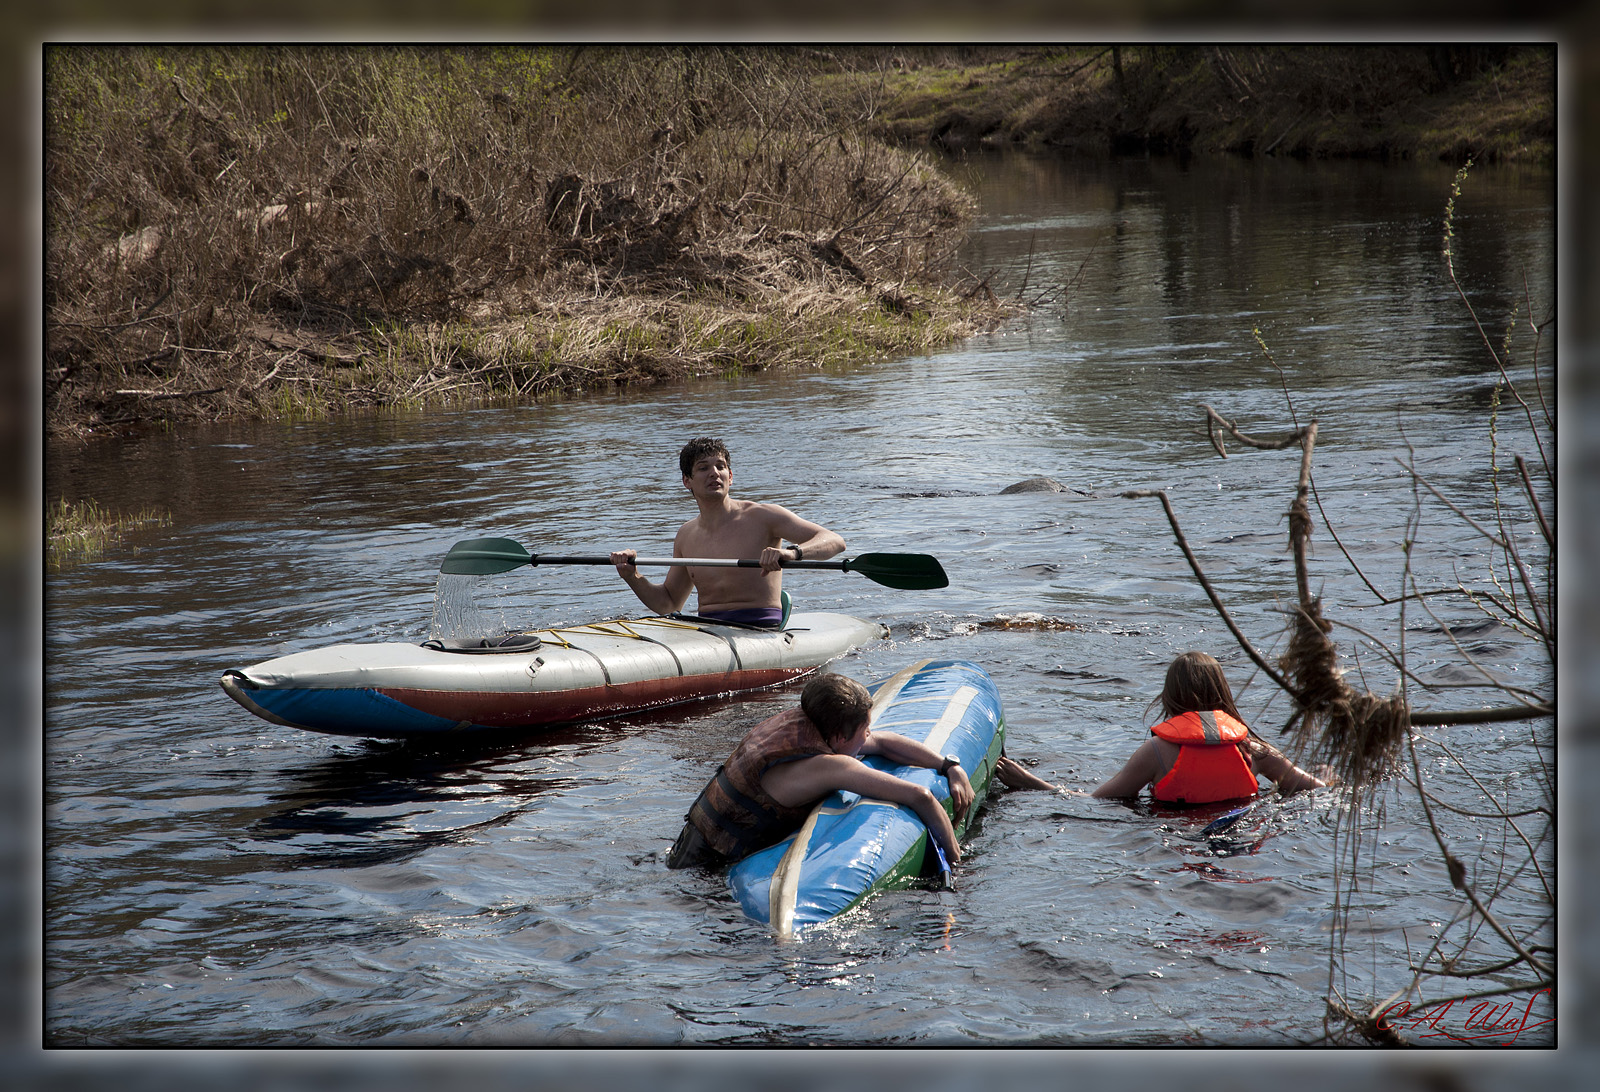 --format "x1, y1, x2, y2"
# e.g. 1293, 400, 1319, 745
45, 46, 996, 439
1278, 596, 1410, 787
46, 497, 170, 569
